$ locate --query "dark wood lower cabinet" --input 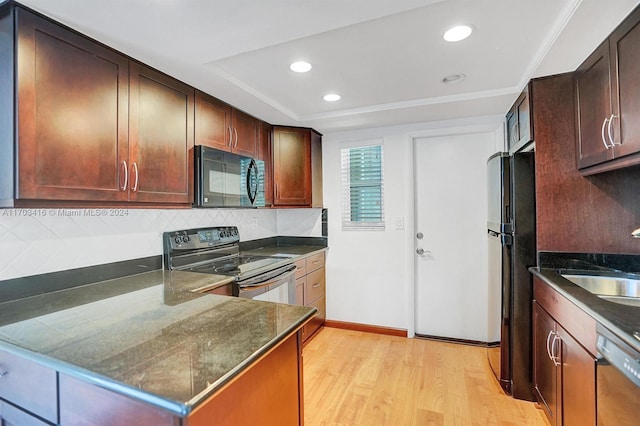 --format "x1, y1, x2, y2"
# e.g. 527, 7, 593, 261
533, 278, 597, 426
0, 401, 50, 426
188, 331, 303, 426
2, 330, 304, 426
533, 302, 560, 425
0, 349, 57, 424
59, 374, 180, 426
558, 325, 596, 426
